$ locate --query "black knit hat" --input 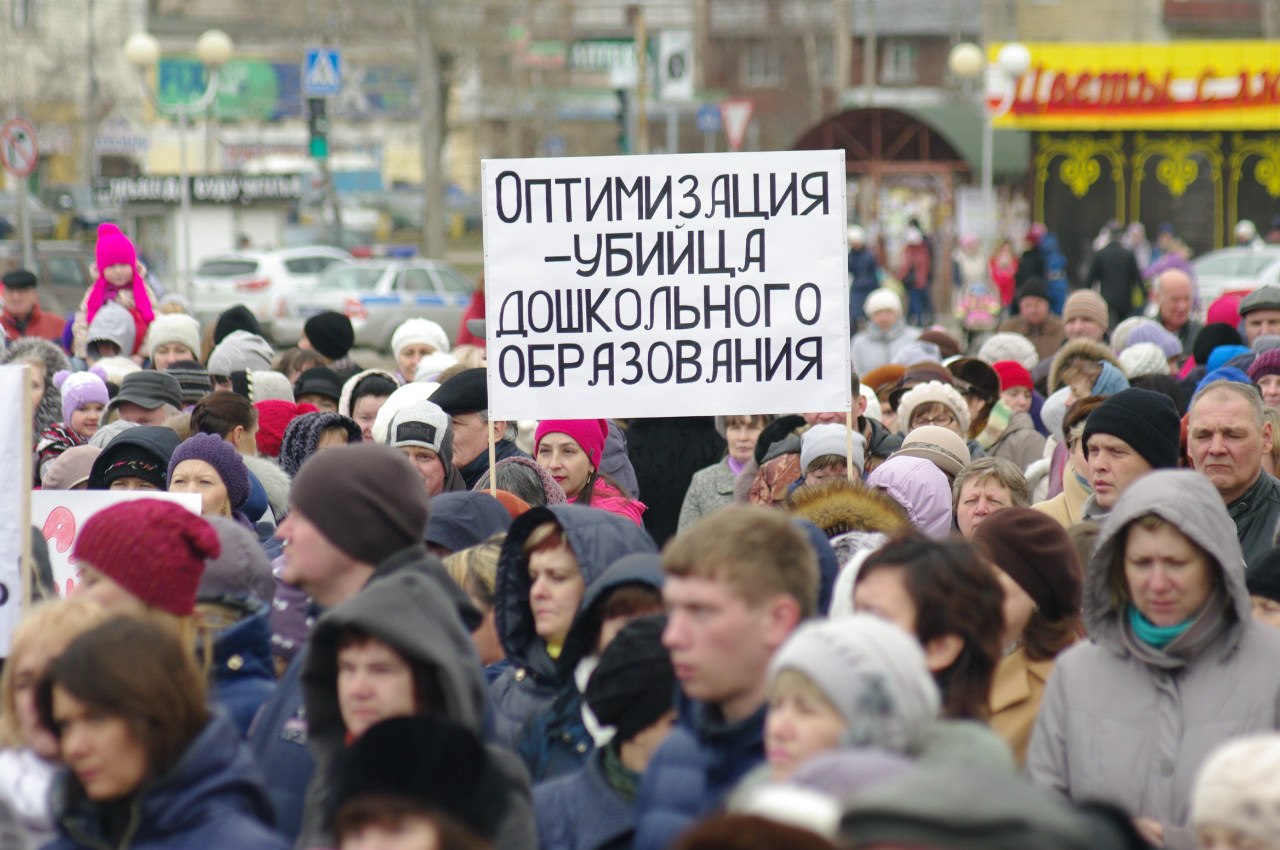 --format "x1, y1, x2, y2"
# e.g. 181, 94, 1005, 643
303, 311, 355, 360
1193, 323, 1245, 367
428, 367, 488, 415
165, 359, 213, 405
278, 411, 362, 477
1082, 388, 1181, 471
1015, 277, 1050, 304
293, 366, 343, 404
213, 305, 262, 346
327, 715, 509, 840
971, 509, 1082, 622
585, 614, 676, 744
1246, 548, 1280, 601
